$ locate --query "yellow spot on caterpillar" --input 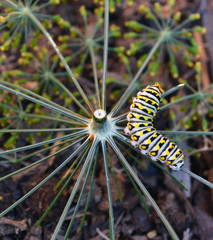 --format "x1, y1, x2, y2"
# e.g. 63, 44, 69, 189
136, 114, 140, 119
129, 113, 133, 118
128, 125, 132, 130
165, 150, 169, 155
148, 139, 151, 144
141, 145, 147, 149
147, 128, 152, 132
156, 145, 160, 150
153, 134, 157, 137
139, 131, 143, 136
167, 160, 171, 165
150, 152, 156, 156
160, 157, 165, 160
133, 136, 137, 141
135, 123, 140, 128
138, 104, 143, 110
